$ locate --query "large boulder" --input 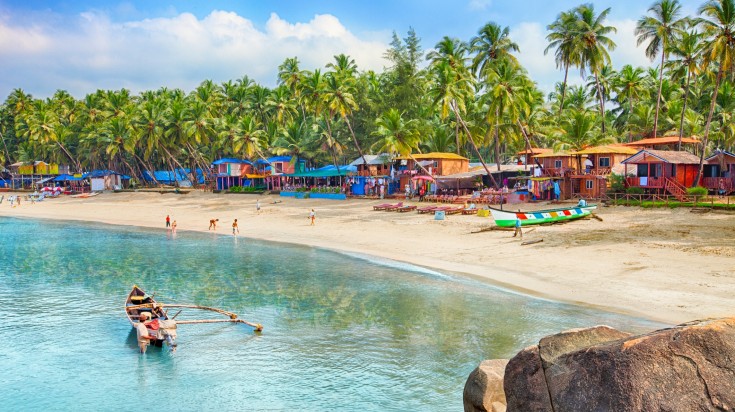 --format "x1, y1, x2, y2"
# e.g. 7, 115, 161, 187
464, 359, 509, 412
504, 317, 735, 412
